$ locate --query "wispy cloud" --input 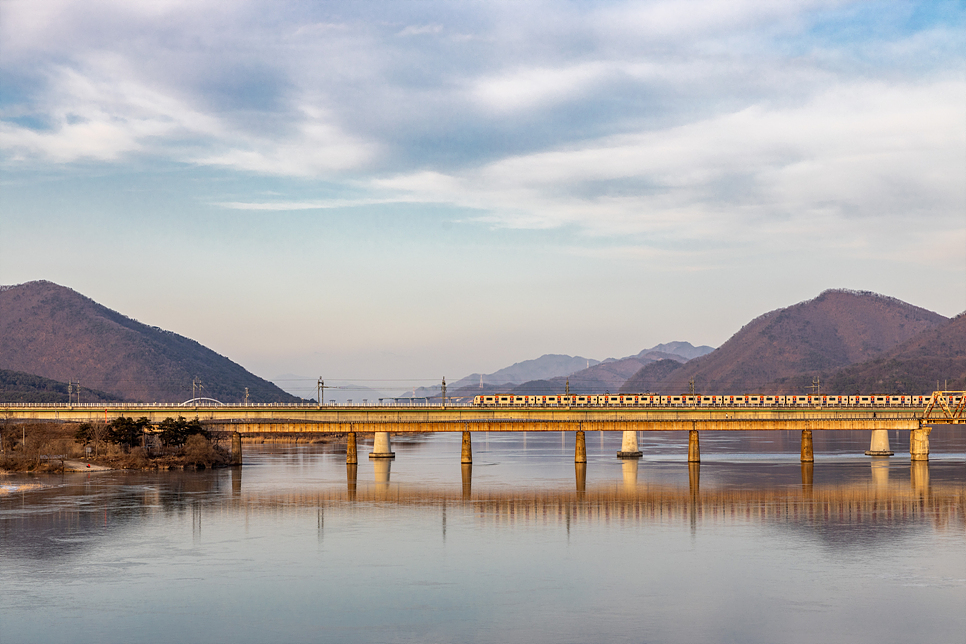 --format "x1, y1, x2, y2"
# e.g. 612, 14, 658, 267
397, 24, 443, 37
